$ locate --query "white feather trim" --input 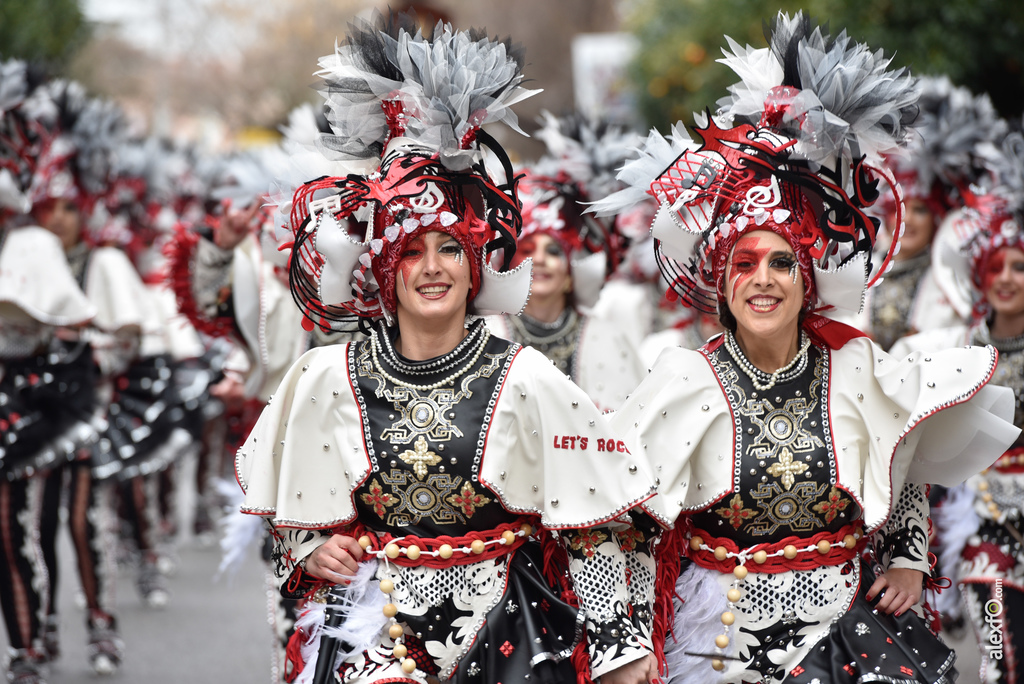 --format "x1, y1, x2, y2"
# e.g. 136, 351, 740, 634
293, 600, 328, 684
291, 561, 387, 684
323, 561, 389, 666
664, 564, 729, 684
216, 477, 266, 581
934, 483, 978, 619
590, 124, 698, 218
